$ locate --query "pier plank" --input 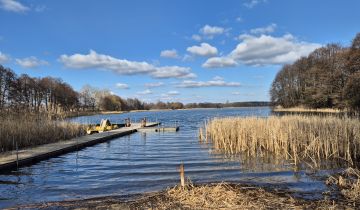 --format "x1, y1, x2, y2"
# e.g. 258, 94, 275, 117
0, 122, 160, 171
